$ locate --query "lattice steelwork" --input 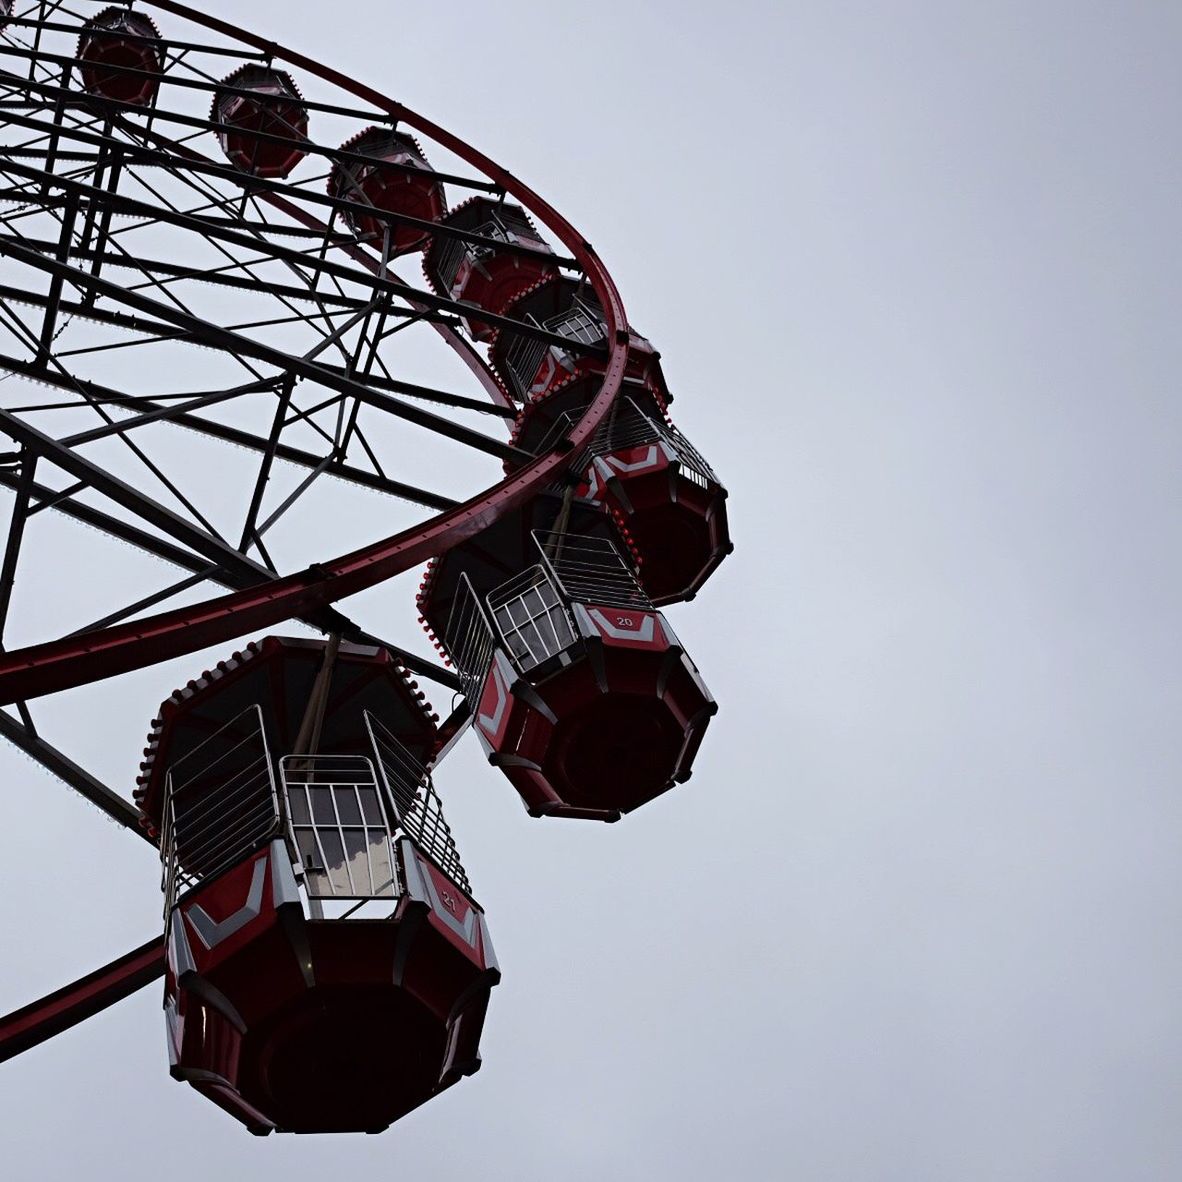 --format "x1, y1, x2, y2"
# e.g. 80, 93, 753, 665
0, 0, 621, 790
0, 0, 653, 1081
